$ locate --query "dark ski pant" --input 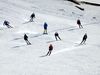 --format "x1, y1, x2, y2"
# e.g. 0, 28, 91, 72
78, 24, 83, 29
80, 39, 86, 44
25, 40, 31, 45
30, 18, 34, 22
46, 50, 52, 56
6, 25, 13, 28
55, 36, 61, 41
